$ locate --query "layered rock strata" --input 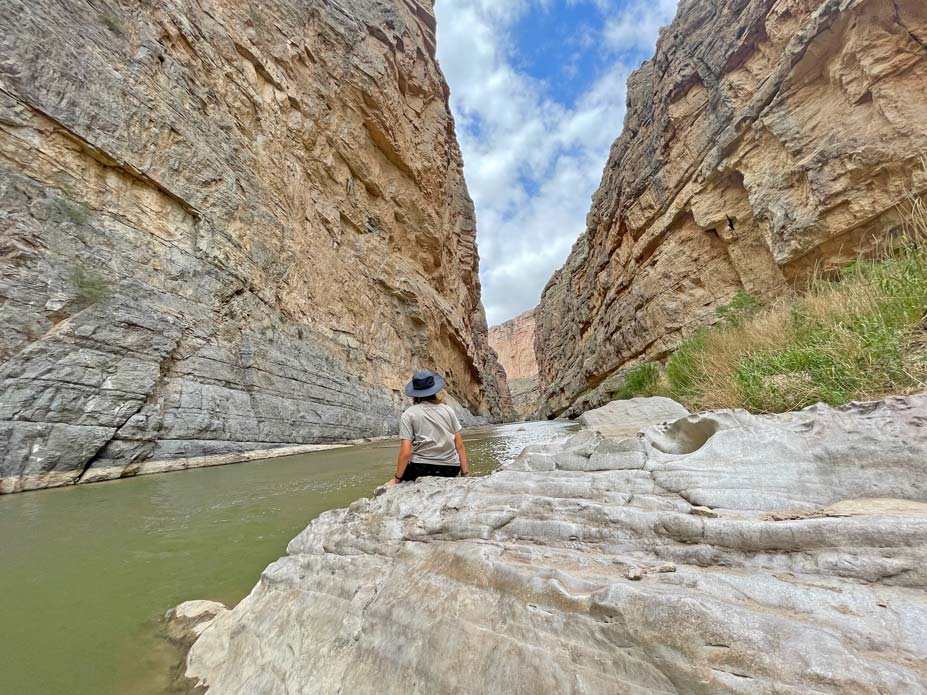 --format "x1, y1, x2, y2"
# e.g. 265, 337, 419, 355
535, 0, 927, 417
183, 392, 927, 694
488, 309, 540, 420
0, 0, 510, 492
